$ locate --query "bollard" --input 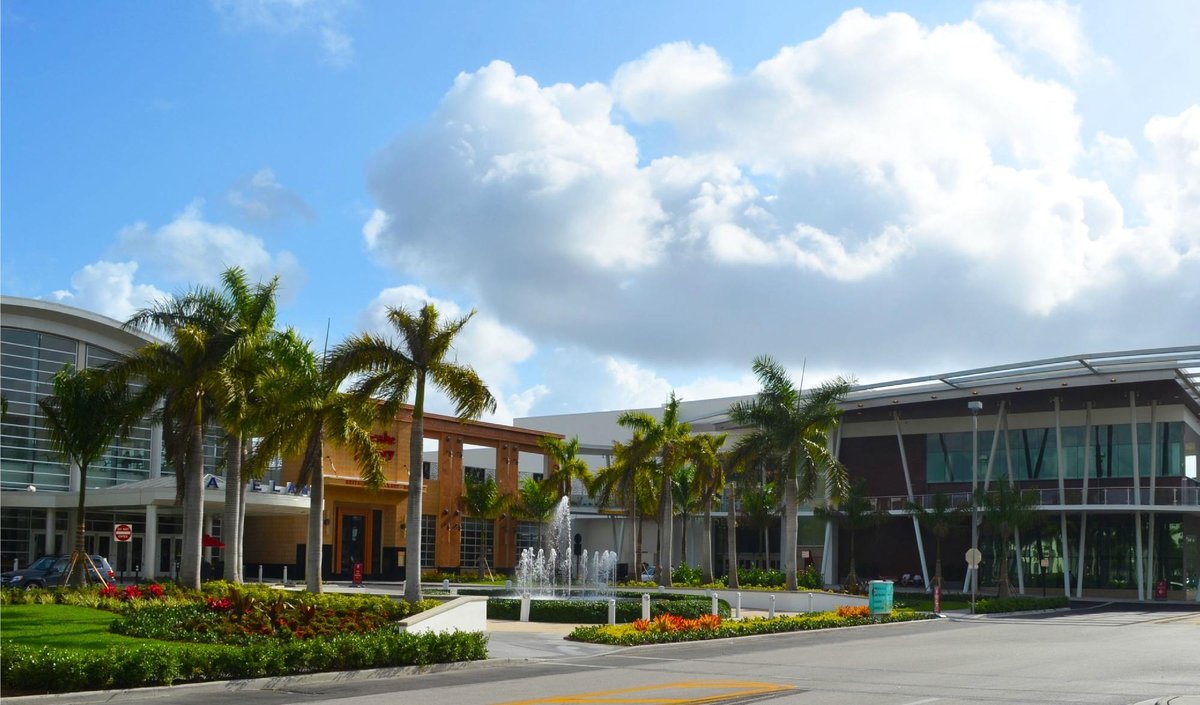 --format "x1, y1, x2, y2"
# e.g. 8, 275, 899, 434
711, 594, 719, 616
282, 566, 288, 585
657, 584, 665, 594
12, 559, 17, 572
258, 565, 263, 583
443, 578, 450, 590
519, 593, 532, 622
608, 598, 617, 626
735, 592, 742, 619
505, 579, 512, 590
769, 594, 776, 619
808, 593, 814, 613
641, 594, 651, 621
